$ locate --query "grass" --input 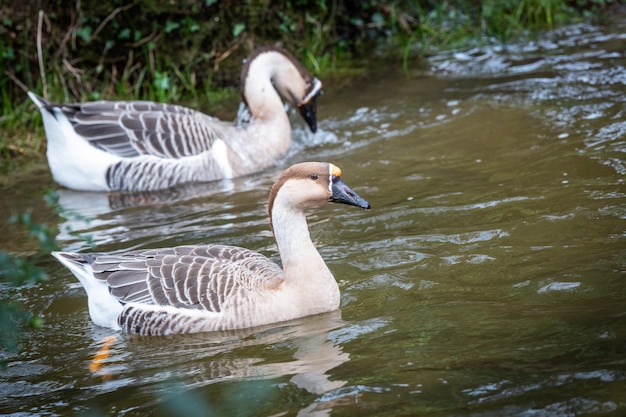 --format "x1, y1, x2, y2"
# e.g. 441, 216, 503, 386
0, 93, 46, 173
